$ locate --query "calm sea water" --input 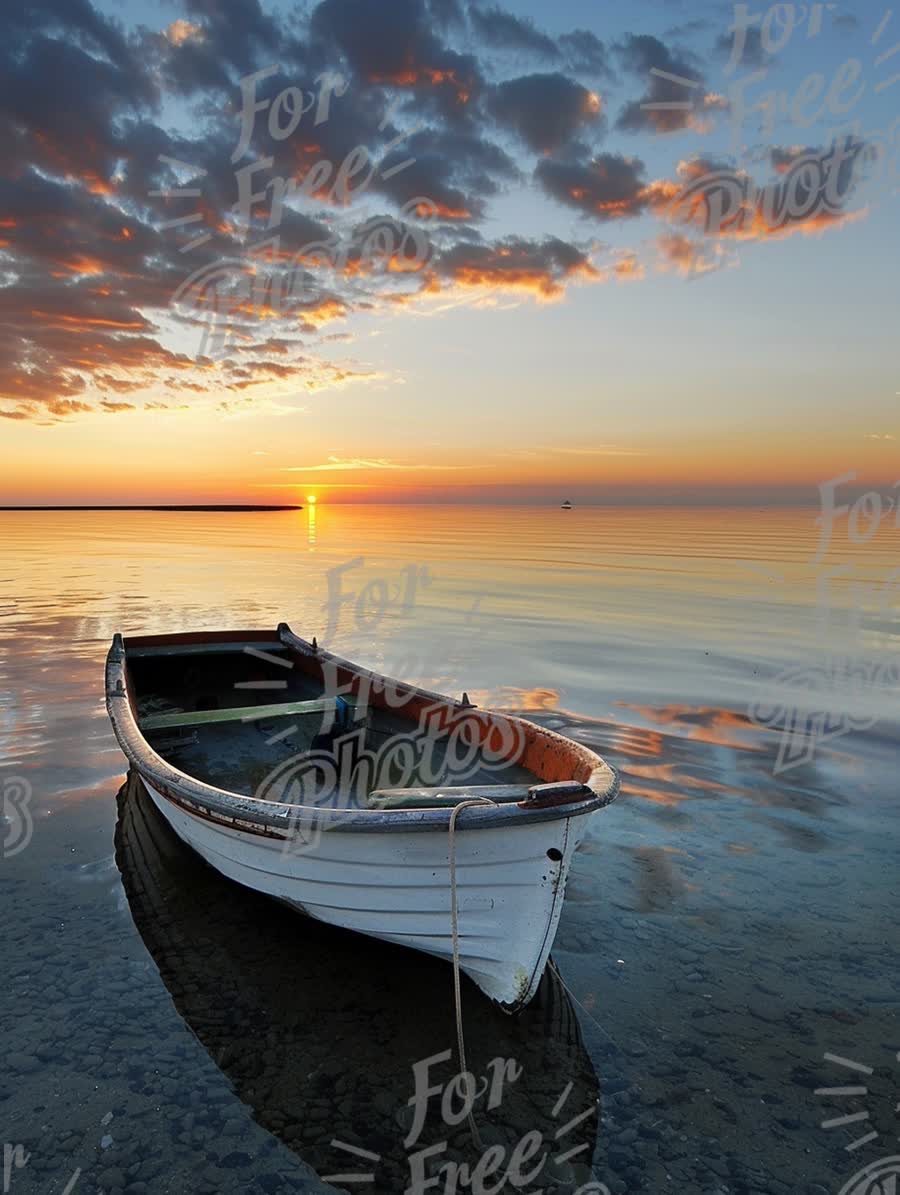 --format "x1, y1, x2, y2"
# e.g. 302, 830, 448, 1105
1, 506, 898, 1195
